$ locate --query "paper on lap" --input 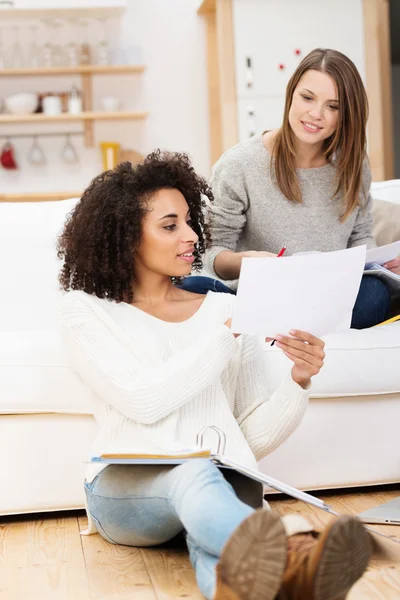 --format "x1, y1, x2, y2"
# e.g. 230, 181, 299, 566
365, 240, 400, 266
231, 246, 366, 338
